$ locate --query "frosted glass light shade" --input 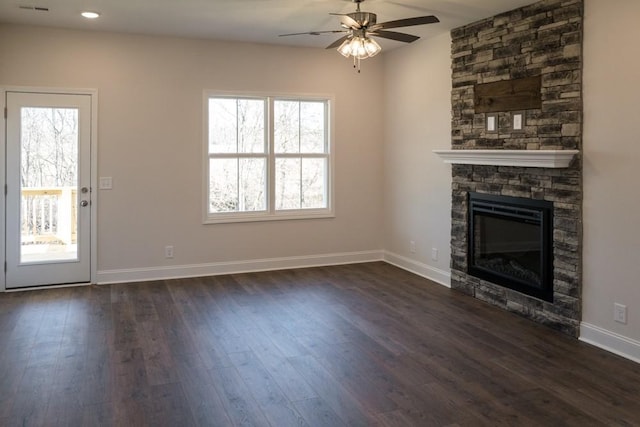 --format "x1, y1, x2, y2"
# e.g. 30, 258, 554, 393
363, 38, 381, 57
338, 39, 353, 58
337, 36, 381, 59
